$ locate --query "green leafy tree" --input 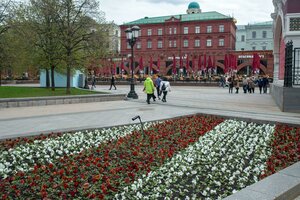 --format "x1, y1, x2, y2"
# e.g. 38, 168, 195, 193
52, 0, 107, 94
0, 0, 13, 86
27, 0, 63, 90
